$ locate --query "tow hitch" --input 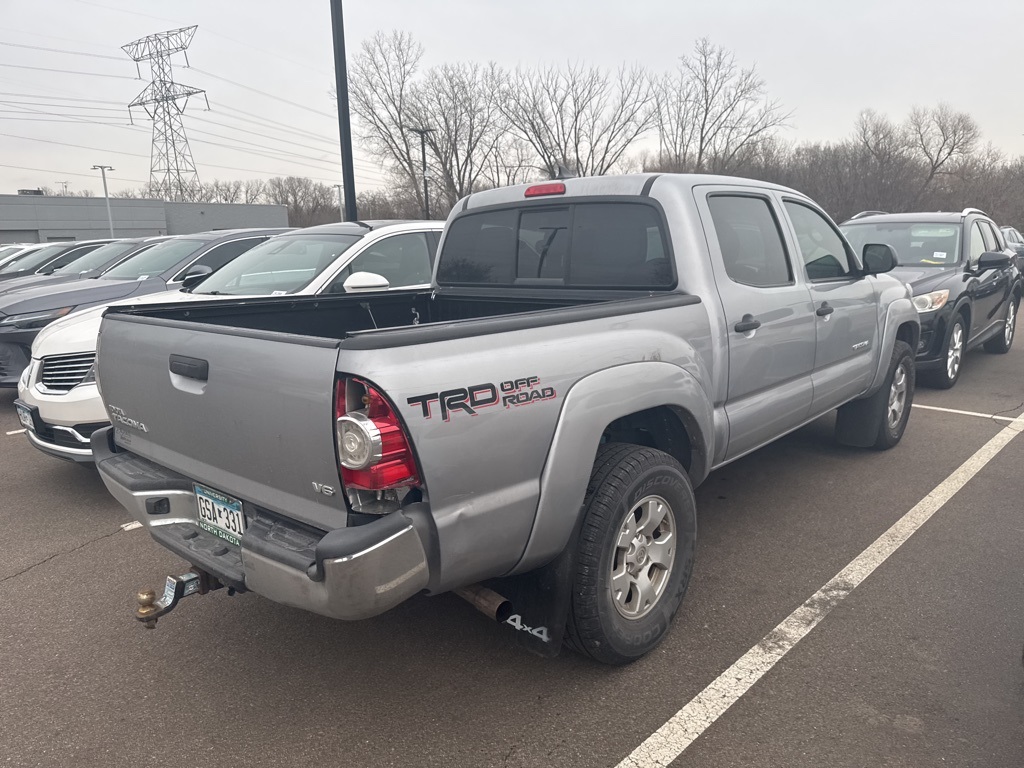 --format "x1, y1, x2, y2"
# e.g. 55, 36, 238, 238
135, 569, 226, 628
